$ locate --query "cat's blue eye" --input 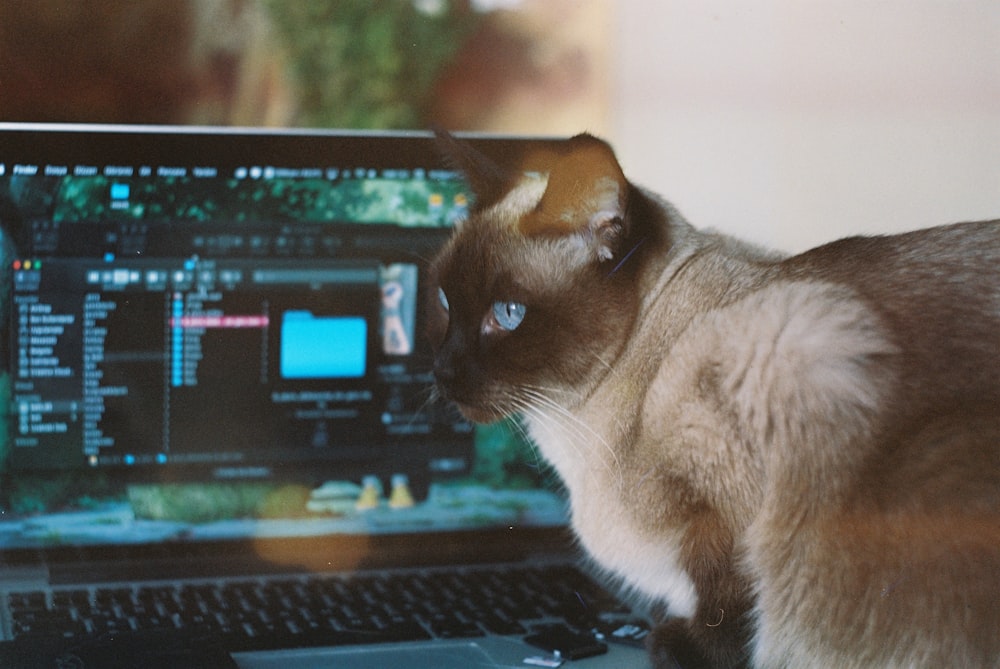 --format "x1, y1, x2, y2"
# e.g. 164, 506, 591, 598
438, 288, 449, 312
492, 300, 526, 331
